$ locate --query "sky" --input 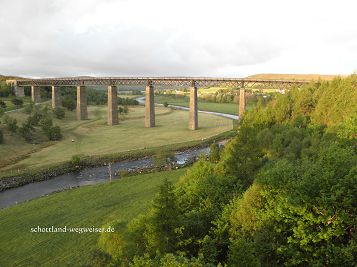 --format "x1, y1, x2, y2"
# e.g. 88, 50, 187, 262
0, 0, 356, 78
